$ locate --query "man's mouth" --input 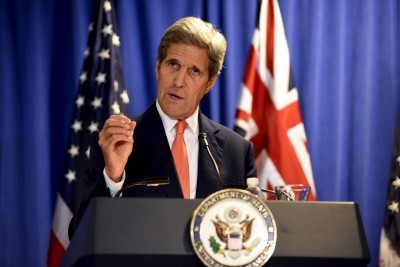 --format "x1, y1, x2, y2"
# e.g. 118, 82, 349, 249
169, 93, 183, 100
